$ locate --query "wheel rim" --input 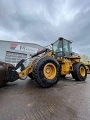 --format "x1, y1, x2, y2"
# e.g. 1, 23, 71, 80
80, 66, 85, 77
43, 63, 56, 80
